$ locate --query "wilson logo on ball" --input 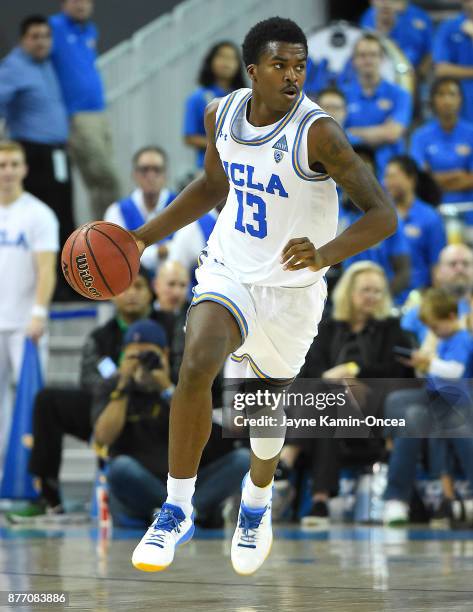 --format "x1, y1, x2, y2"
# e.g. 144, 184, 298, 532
75, 253, 102, 298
